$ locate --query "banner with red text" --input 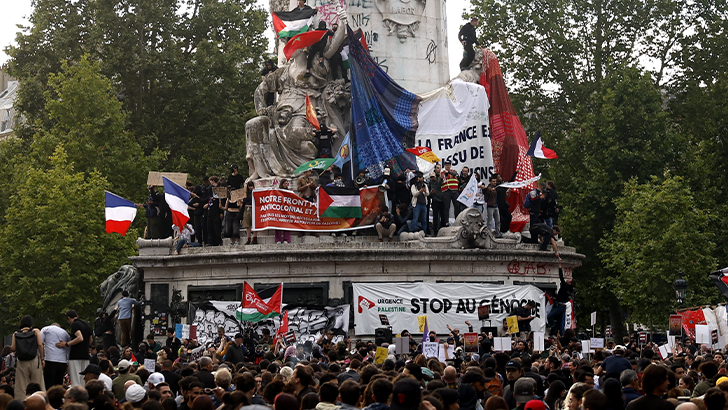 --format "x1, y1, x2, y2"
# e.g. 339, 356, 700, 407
253, 187, 384, 231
